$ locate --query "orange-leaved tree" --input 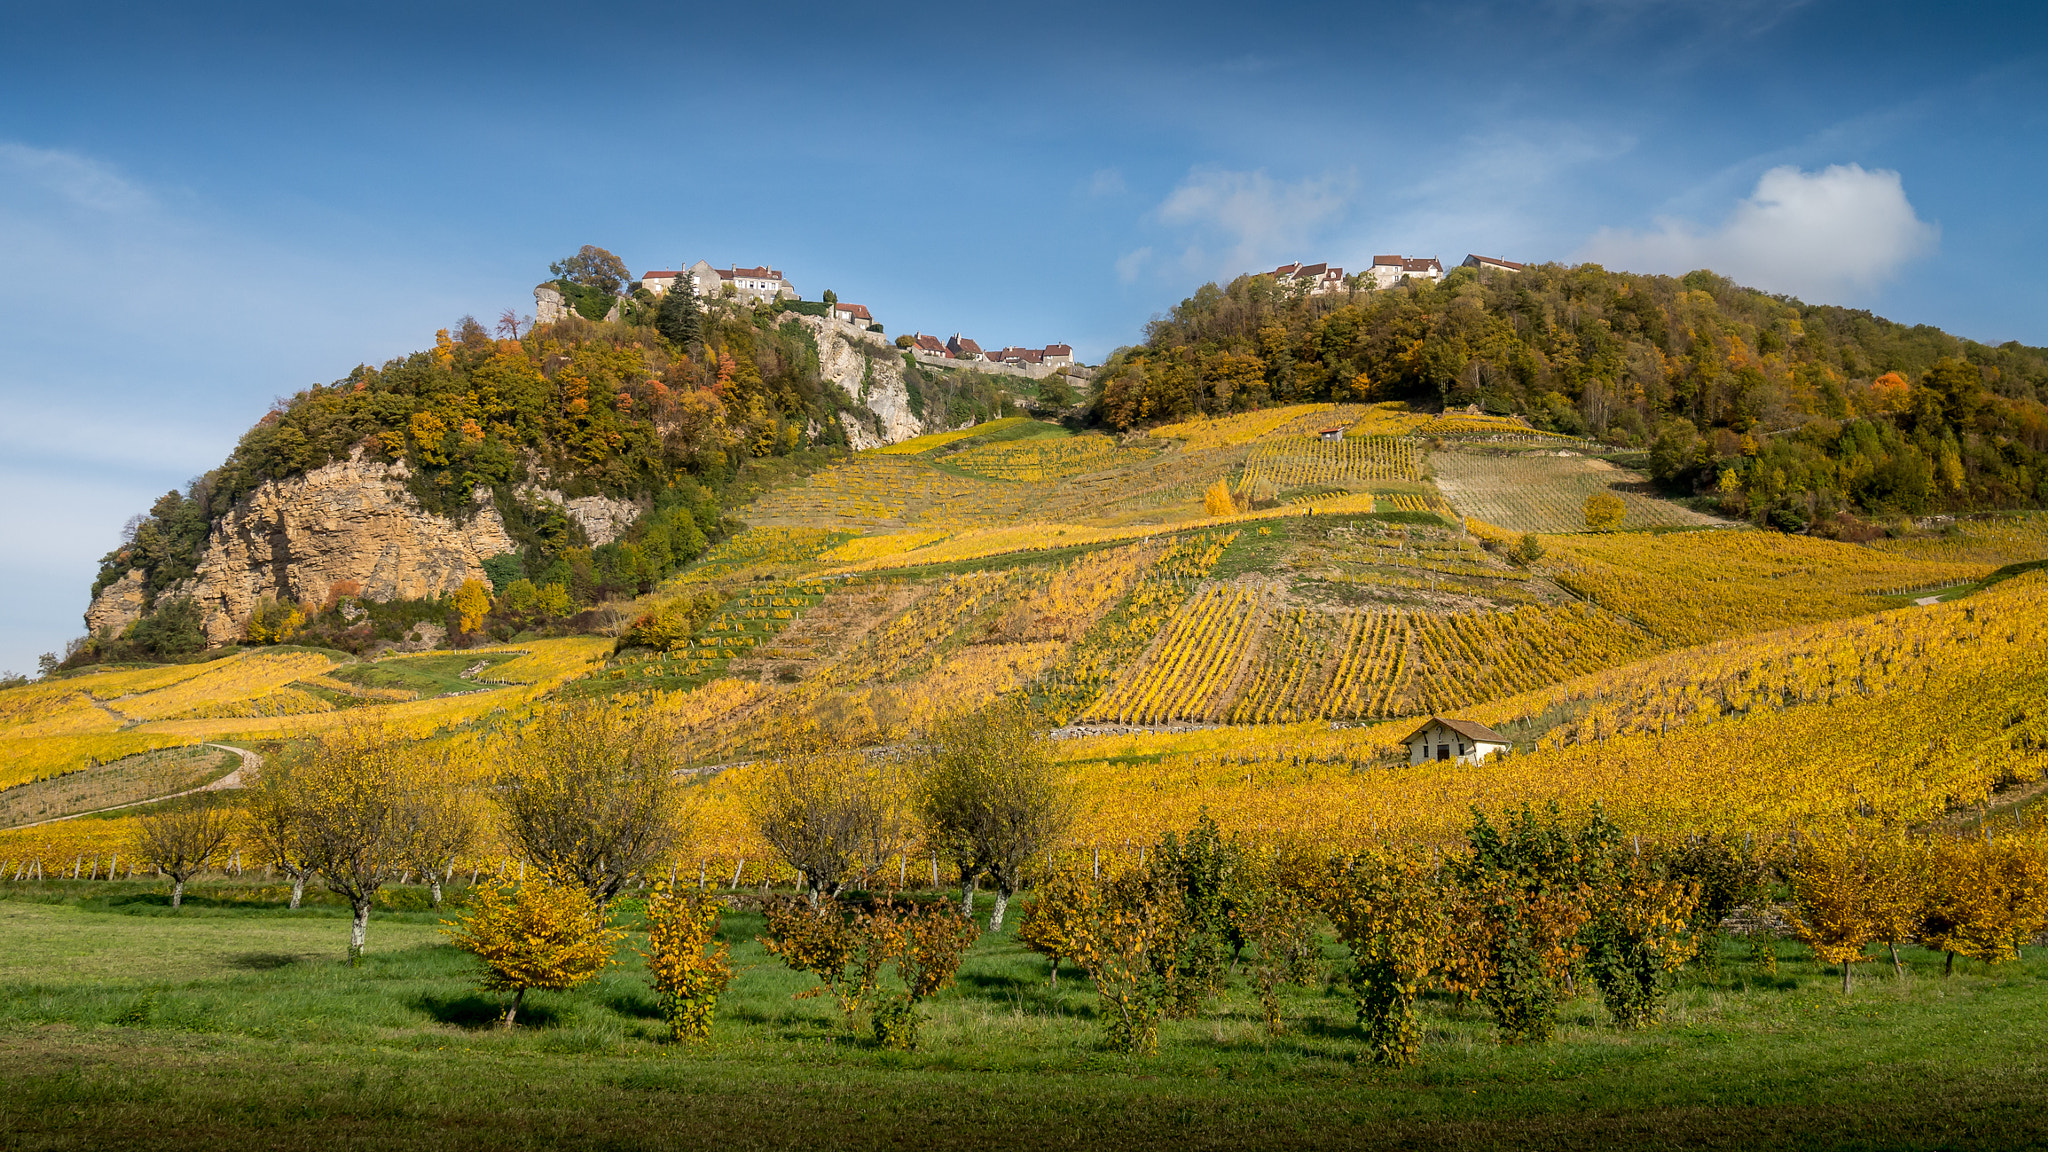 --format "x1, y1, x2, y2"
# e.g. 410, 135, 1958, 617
444, 870, 623, 1028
